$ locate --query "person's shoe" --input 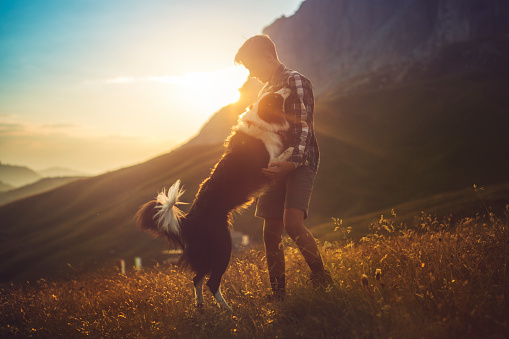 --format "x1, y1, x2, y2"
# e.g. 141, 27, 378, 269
265, 275, 286, 302
308, 270, 334, 289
